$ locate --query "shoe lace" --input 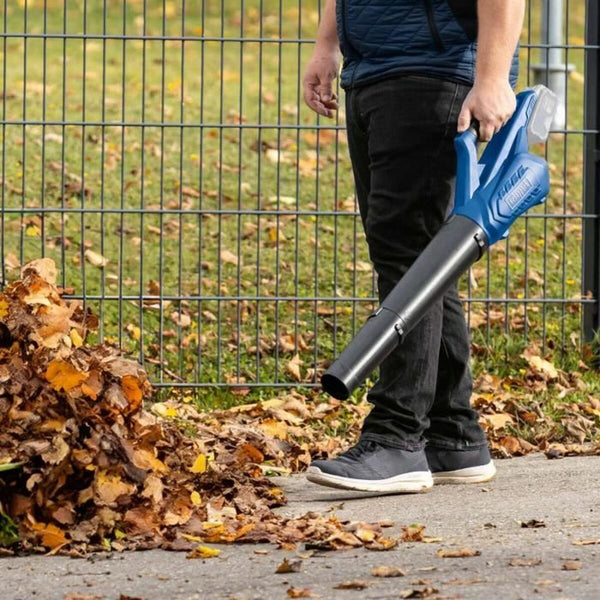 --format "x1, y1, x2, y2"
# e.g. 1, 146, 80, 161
339, 439, 379, 461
